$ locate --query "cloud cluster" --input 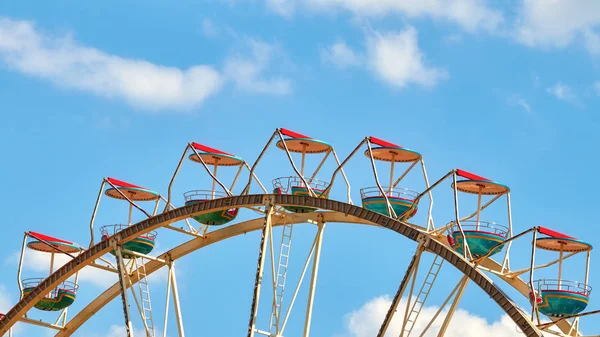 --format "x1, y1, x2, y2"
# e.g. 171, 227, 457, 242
266, 0, 600, 59
0, 284, 12, 314
224, 39, 292, 95
321, 27, 447, 89
336, 296, 522, 337
0, 17, 291, 112
321, 41, 363, 69
267, 0, 502, 33
515, 0, 600, 55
